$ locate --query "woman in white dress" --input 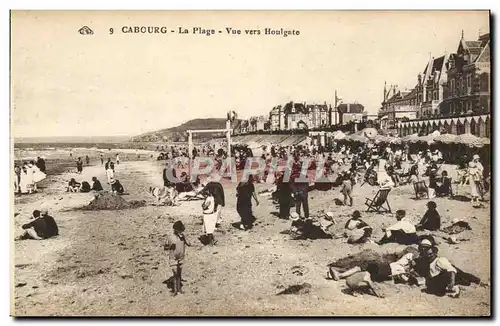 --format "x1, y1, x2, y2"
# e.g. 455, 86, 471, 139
106, 167, 115, 184
19, 164, 30, 194
201, 189, 218, 246
30, 161, 46, 192
468, 159, 483, 206
25, 162, 36, 193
